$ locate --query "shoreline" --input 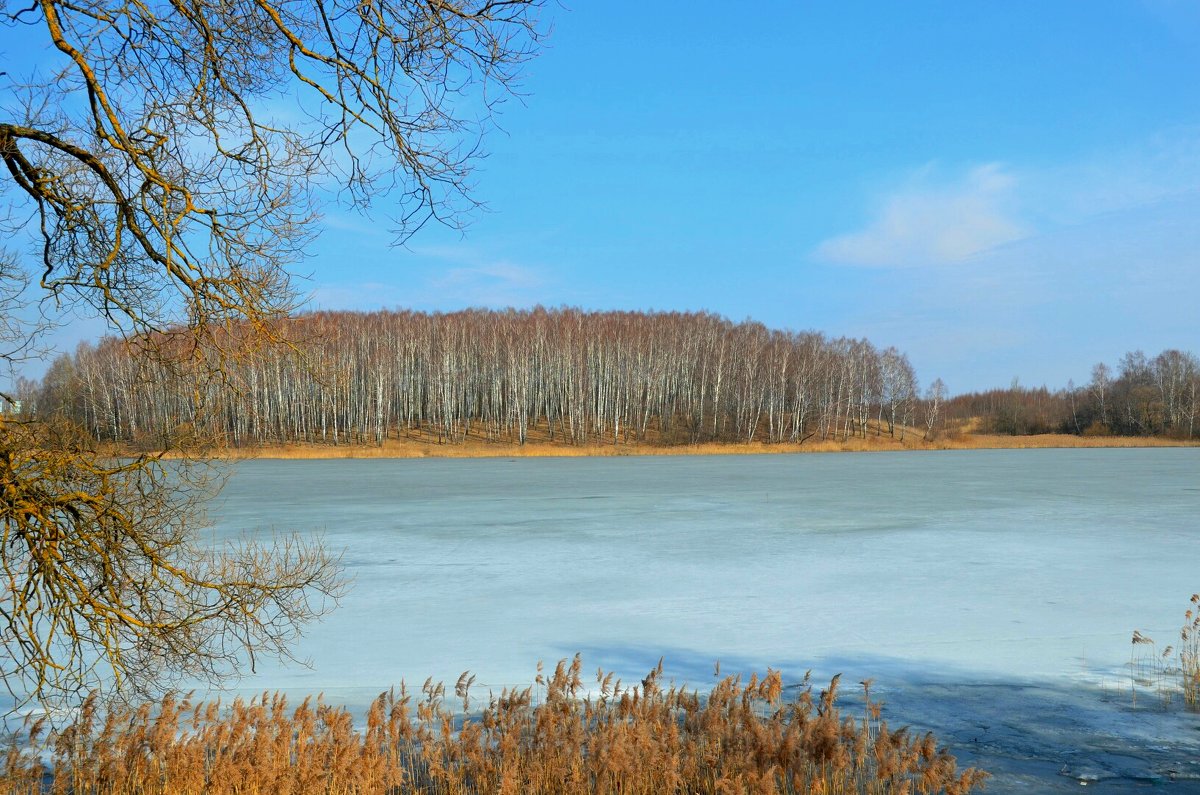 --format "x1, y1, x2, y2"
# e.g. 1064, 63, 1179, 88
190, 433, 1199, 460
